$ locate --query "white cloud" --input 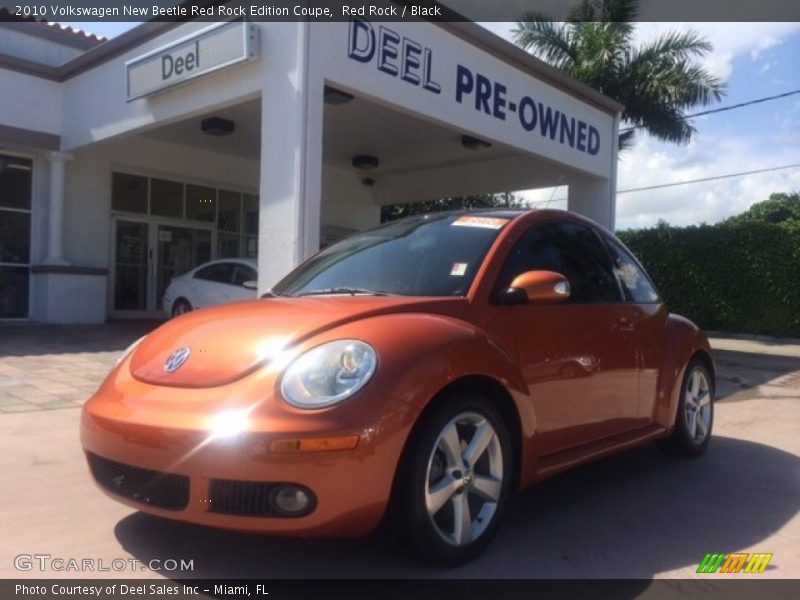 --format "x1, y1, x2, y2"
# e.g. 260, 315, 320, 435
613, 133, 800, 229
483, 22, 800, 81
516, 134, 800, 230
633, 22, 800, 80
